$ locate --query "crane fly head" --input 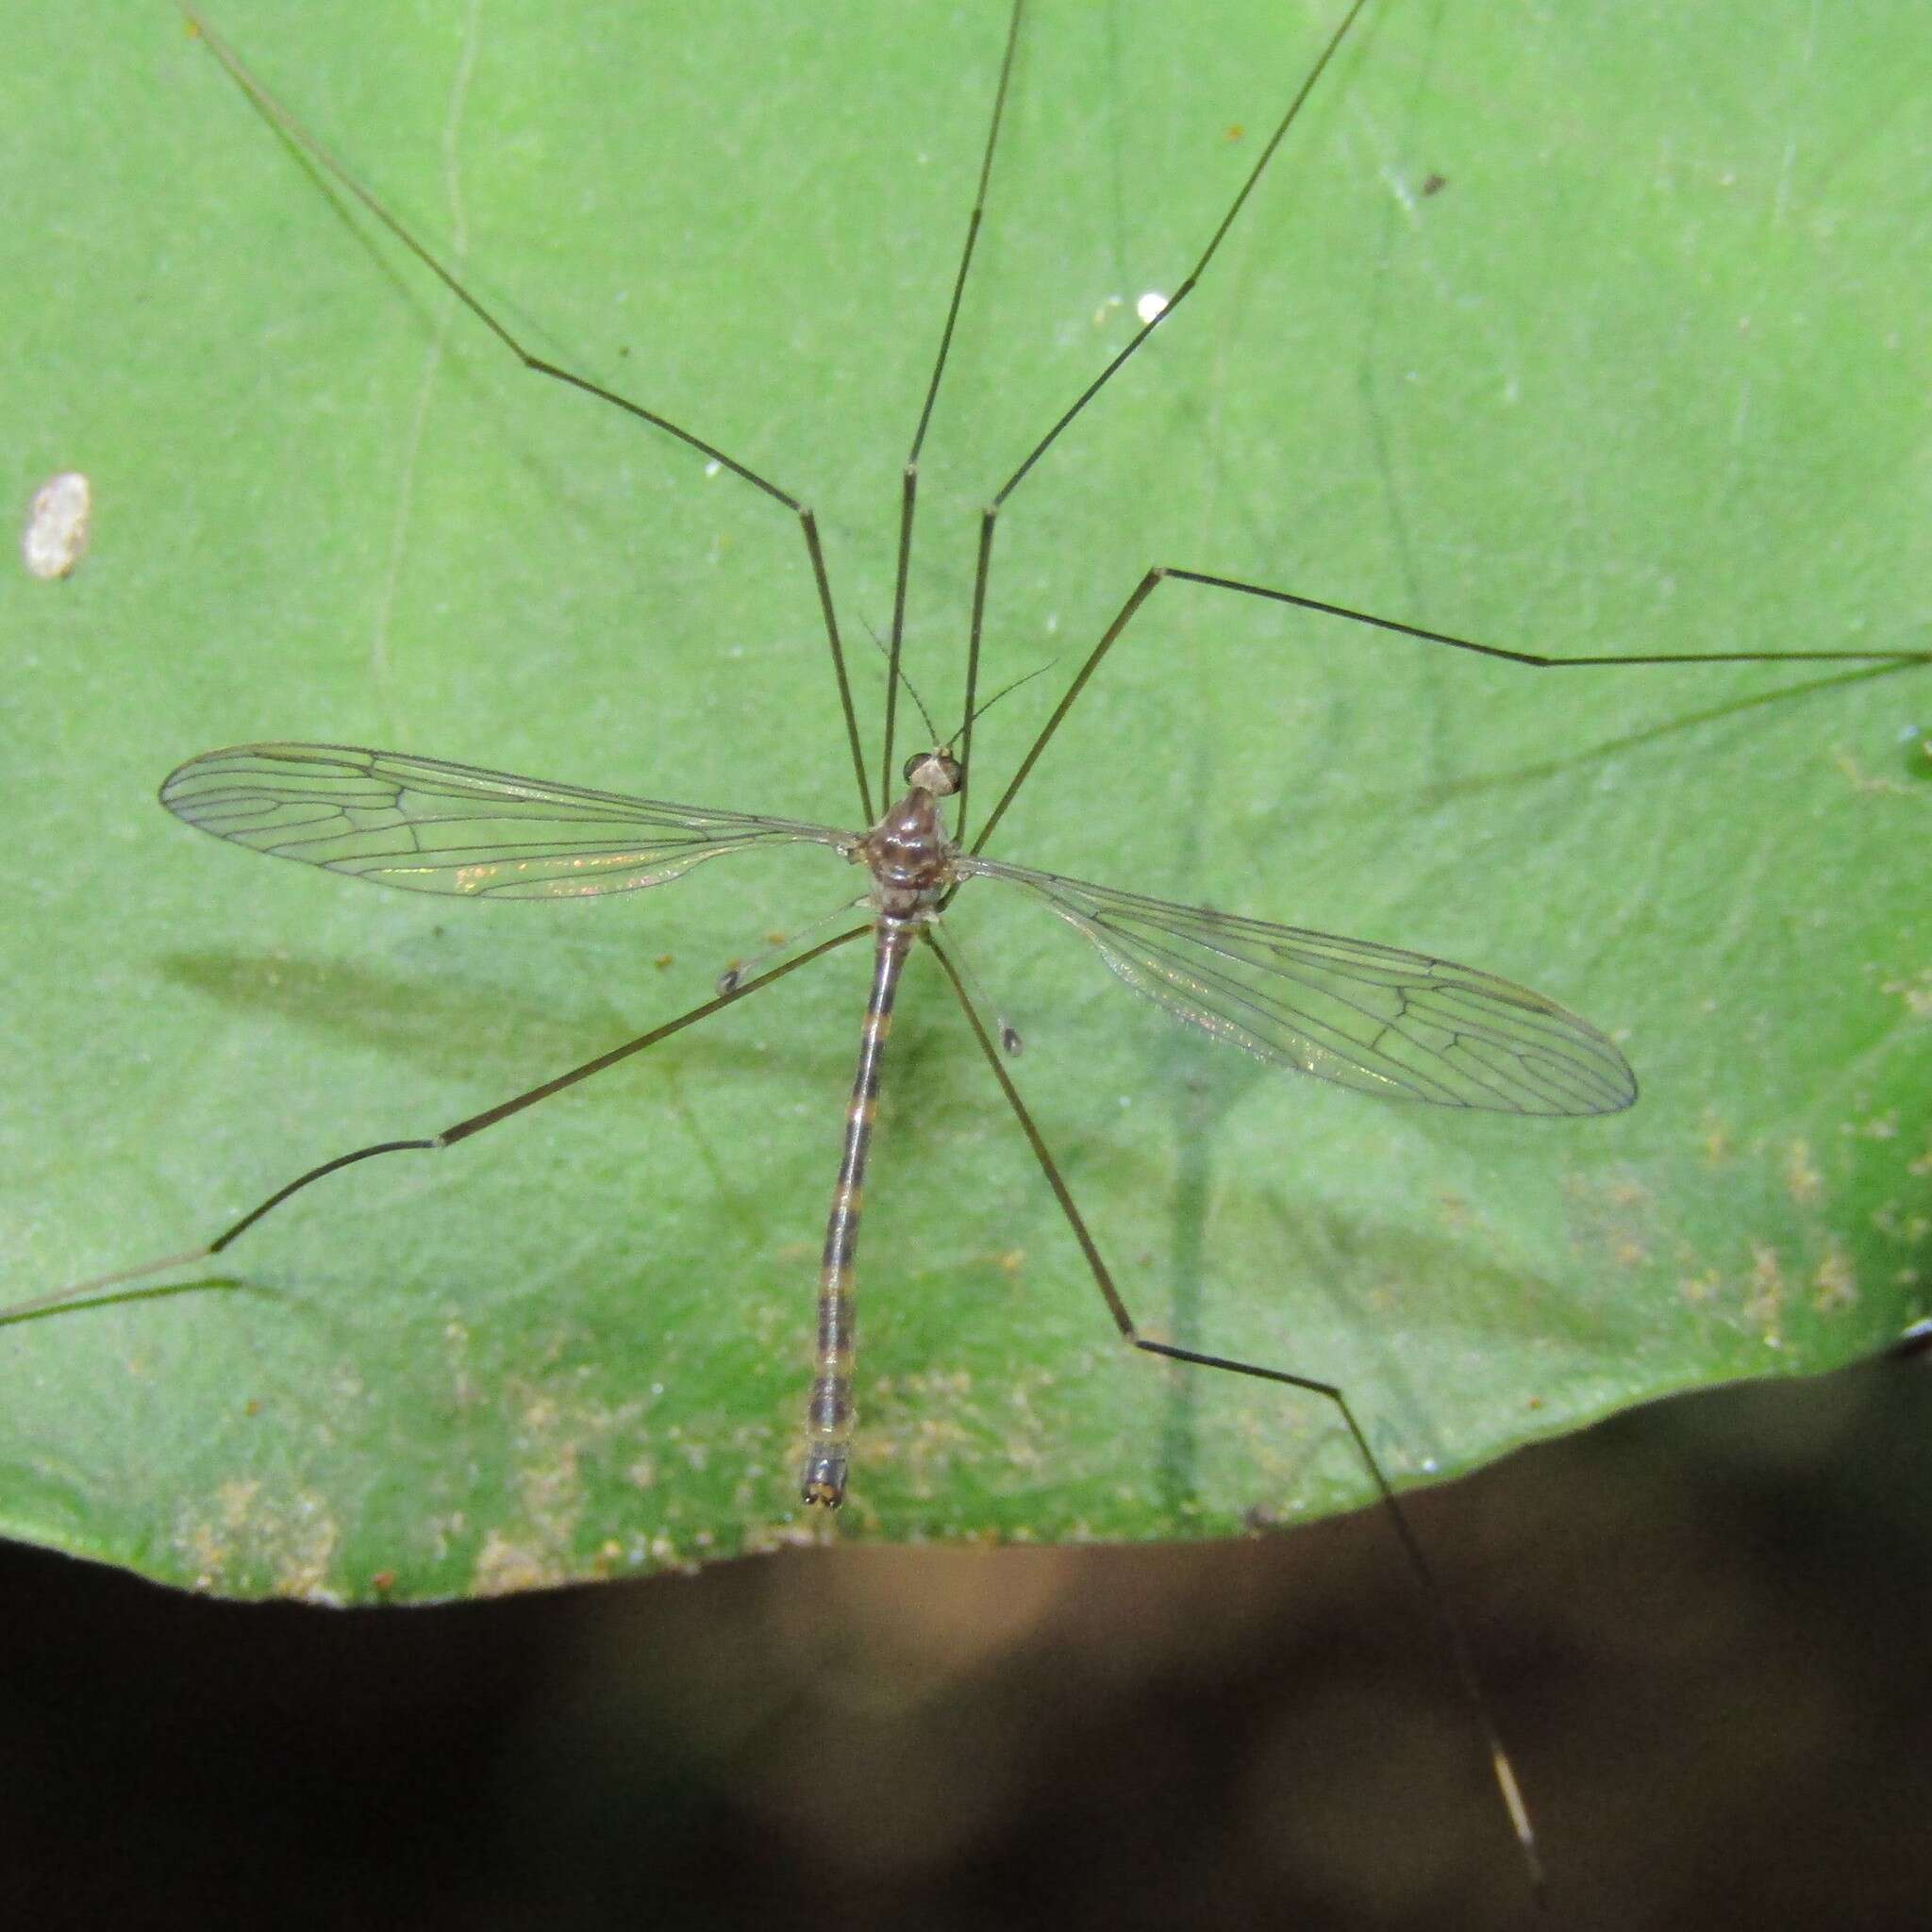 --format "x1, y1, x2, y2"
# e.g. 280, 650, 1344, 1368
903, 747, 962, 798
